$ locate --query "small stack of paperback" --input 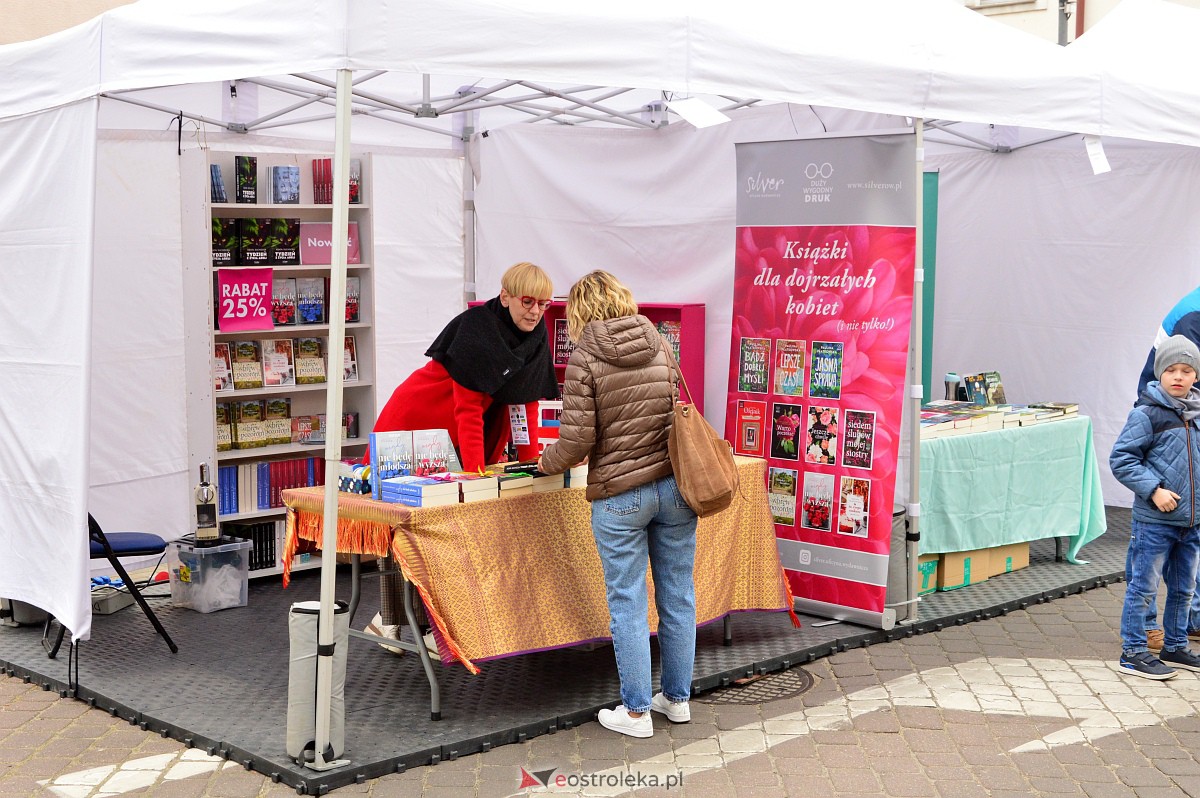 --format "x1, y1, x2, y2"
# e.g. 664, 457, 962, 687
379, 474, 459, 507
531, 471, 565, 493
566, 462, 588, 488
434, 472, 498, 503
1027, 402, 1079, 422
484, 465, 536, 497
